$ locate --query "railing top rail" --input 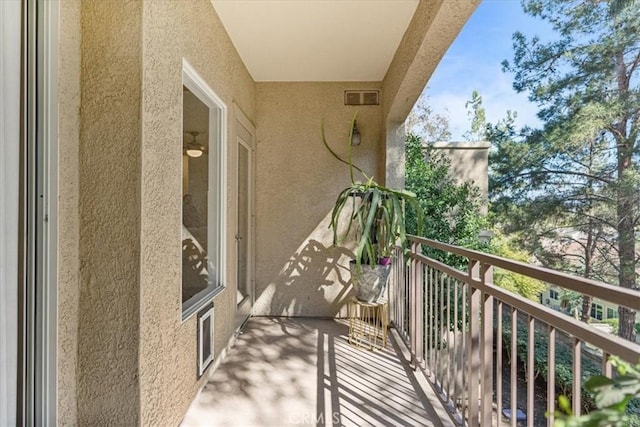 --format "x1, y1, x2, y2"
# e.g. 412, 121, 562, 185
408, 250, 640, 364
408, 235, 640, 311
